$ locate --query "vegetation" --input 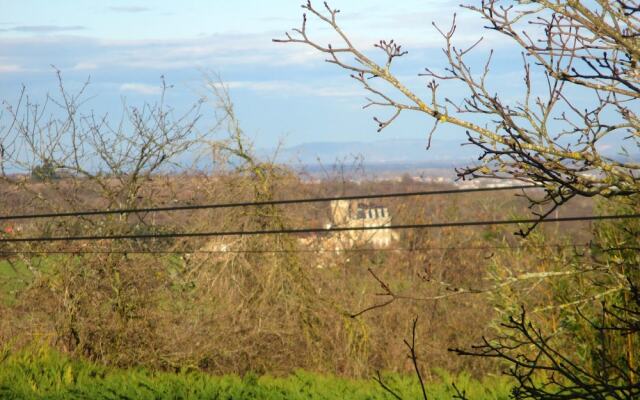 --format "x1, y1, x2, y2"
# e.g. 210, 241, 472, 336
0, 75, 595, 380
0, 345, 514, 400
276, 1, 639, 398
0, 1, 638, 398
275, 0, 639, 224
3, 172, 590, 376
30, 160, 59, 182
